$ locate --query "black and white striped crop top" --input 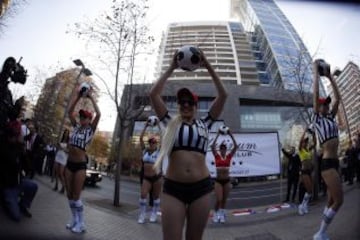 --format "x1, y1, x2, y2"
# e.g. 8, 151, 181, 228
69, 124, 94, 151
313, 112, 339, 145
142, 149, 159, 164
160, 112, 214, 155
